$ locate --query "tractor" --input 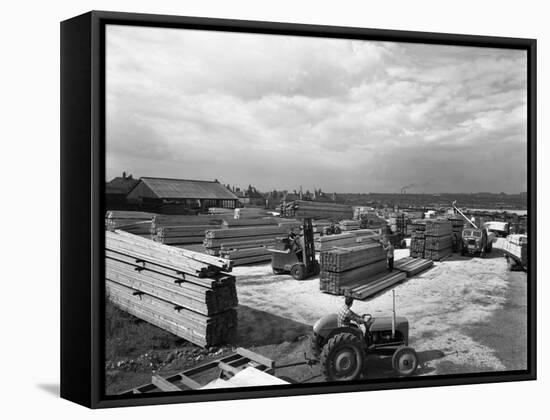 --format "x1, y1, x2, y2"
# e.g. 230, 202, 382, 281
310, 291, 418, 381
